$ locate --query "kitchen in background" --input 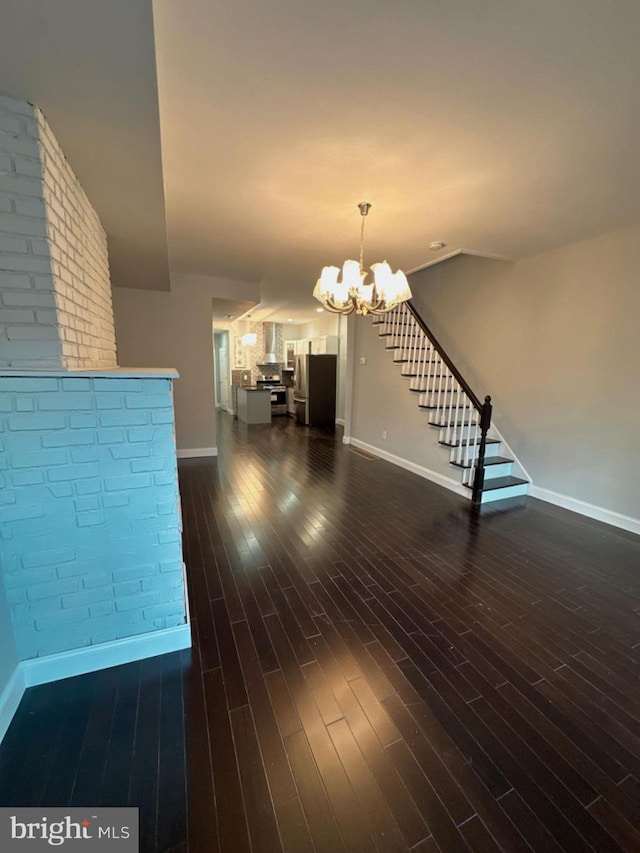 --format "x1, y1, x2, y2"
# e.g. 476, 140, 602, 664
225, 315, 345, 425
